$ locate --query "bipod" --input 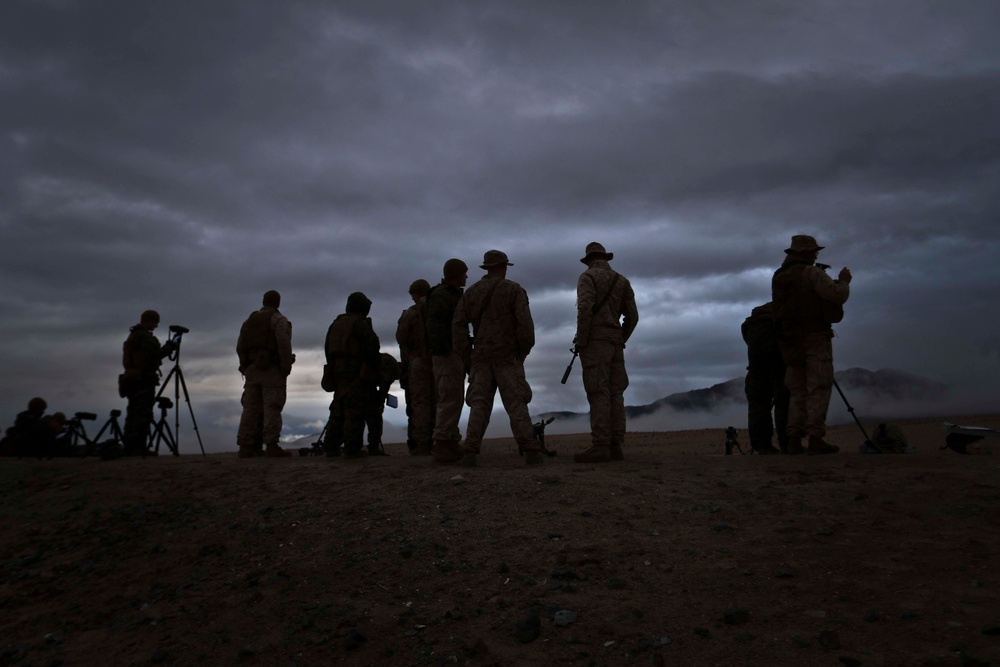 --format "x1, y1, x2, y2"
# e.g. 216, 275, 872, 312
155, 326, 206, 455
833, 378, 880, 452
148, 397, 179, 456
